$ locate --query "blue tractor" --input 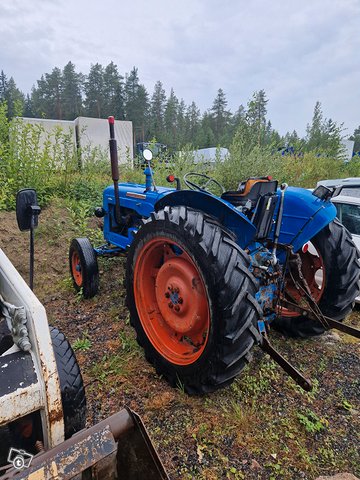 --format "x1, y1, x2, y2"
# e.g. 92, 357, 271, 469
69, 117, 360, 395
